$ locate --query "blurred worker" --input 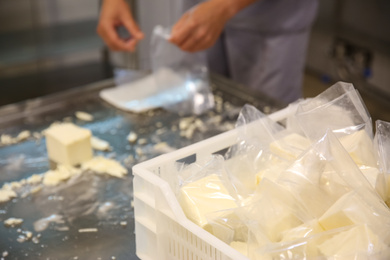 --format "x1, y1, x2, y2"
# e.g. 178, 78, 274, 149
97, 0, 318, 104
